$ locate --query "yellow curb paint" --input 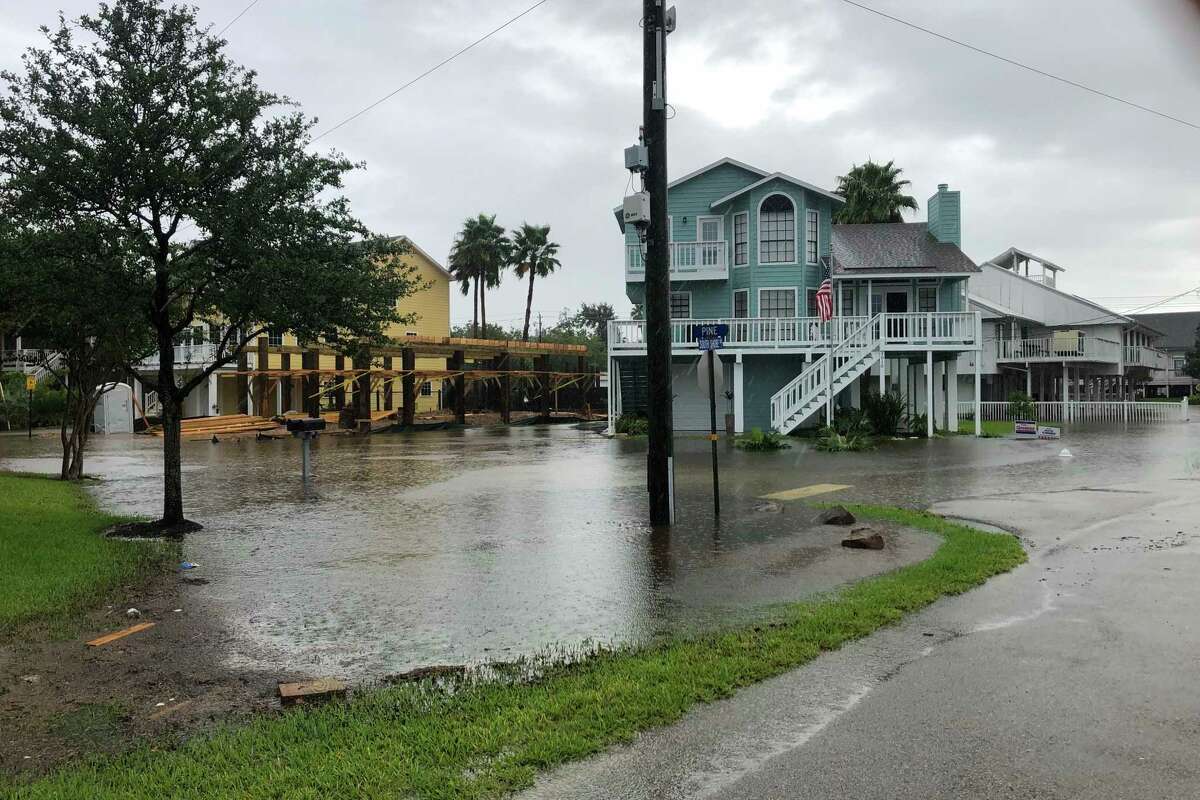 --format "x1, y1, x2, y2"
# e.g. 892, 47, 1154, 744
759, 483, 852, 501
